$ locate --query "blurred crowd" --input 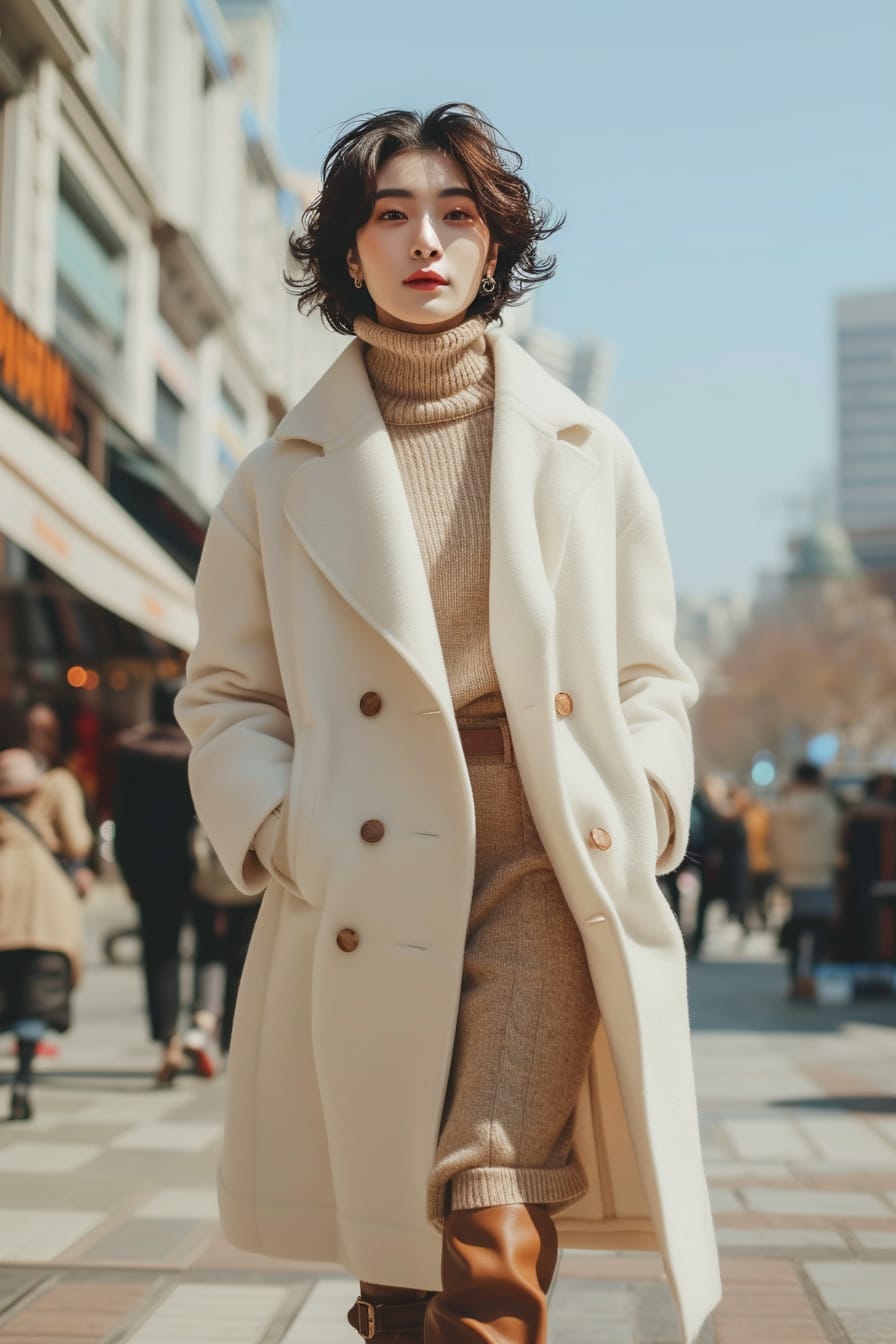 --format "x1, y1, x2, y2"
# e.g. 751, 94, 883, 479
665, 763, 896, 999
0, 686, 260, 1122
1, 696, 896, 1121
